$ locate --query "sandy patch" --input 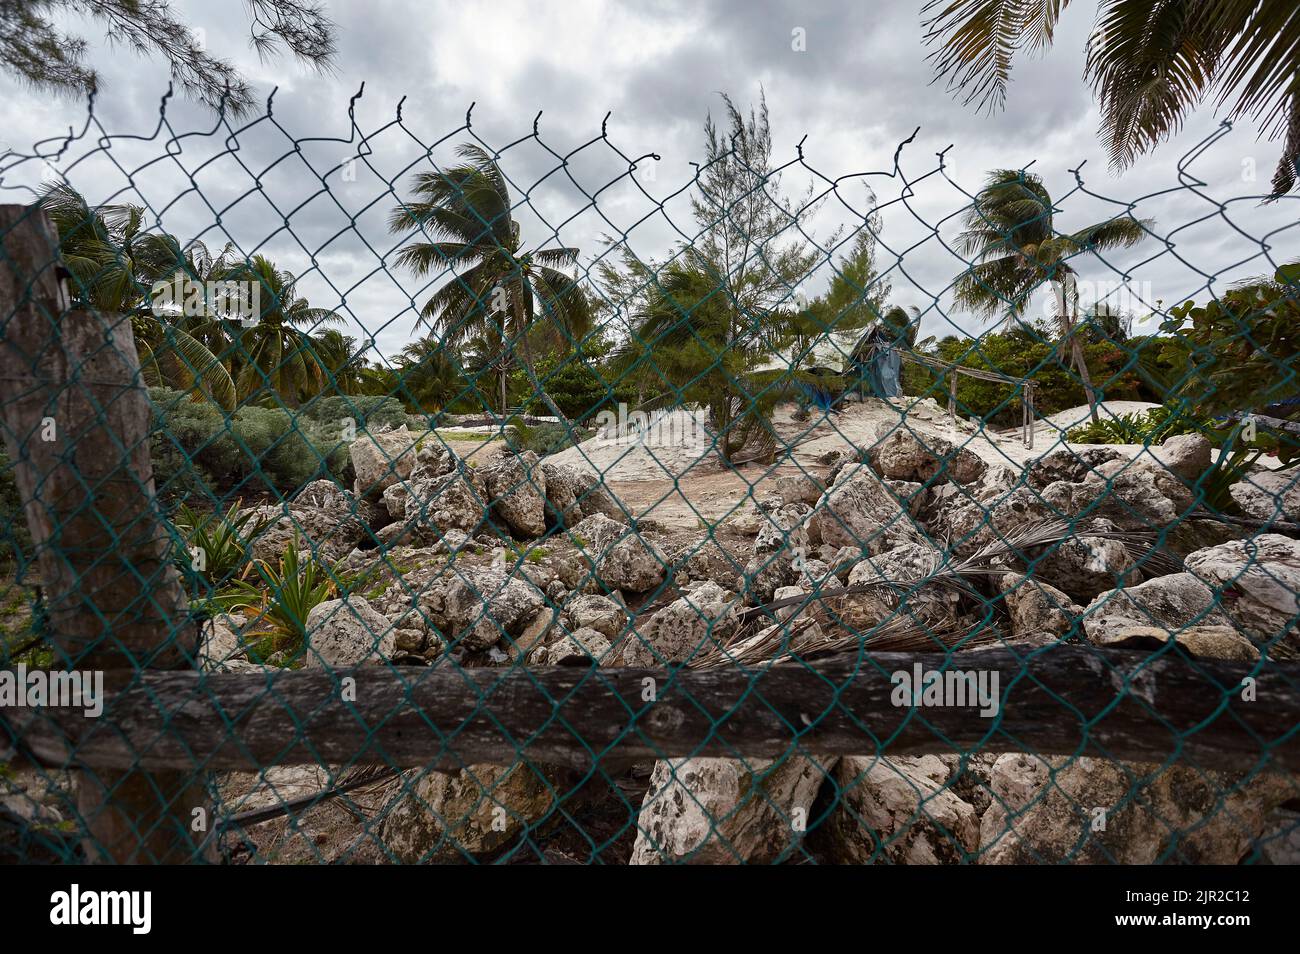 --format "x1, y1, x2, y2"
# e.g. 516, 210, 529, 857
546, 397, 1210, 529
1031, 400, 1162, 439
